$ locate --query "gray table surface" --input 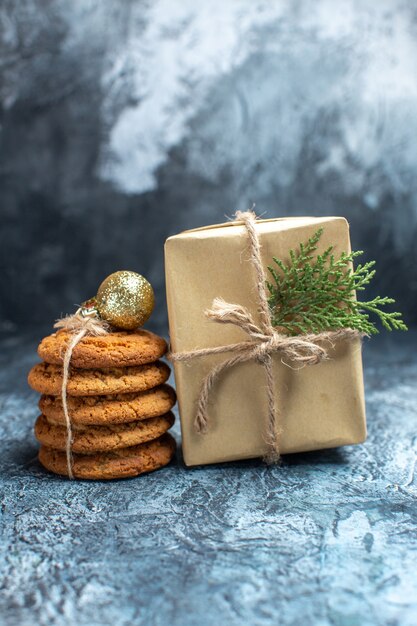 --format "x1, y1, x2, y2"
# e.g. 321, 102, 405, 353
1, 330, 416, 626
